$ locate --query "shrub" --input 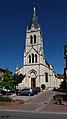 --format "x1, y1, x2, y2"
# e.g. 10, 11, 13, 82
41, 84, 45, 90
0, 96, 11, 102
53, 95, 63, 105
